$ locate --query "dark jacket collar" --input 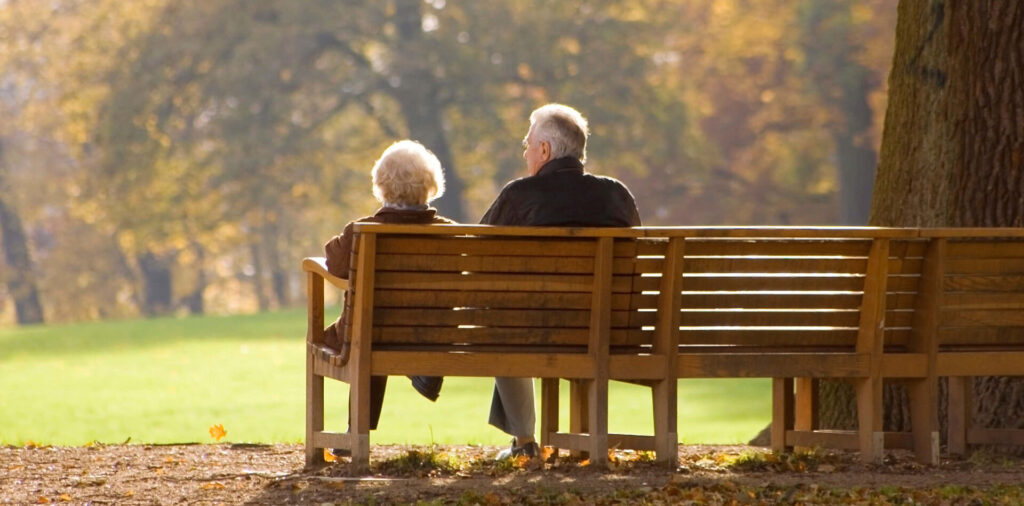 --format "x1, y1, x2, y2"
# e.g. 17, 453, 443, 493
374, 206, 436, 217
534, 157, 584, 177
